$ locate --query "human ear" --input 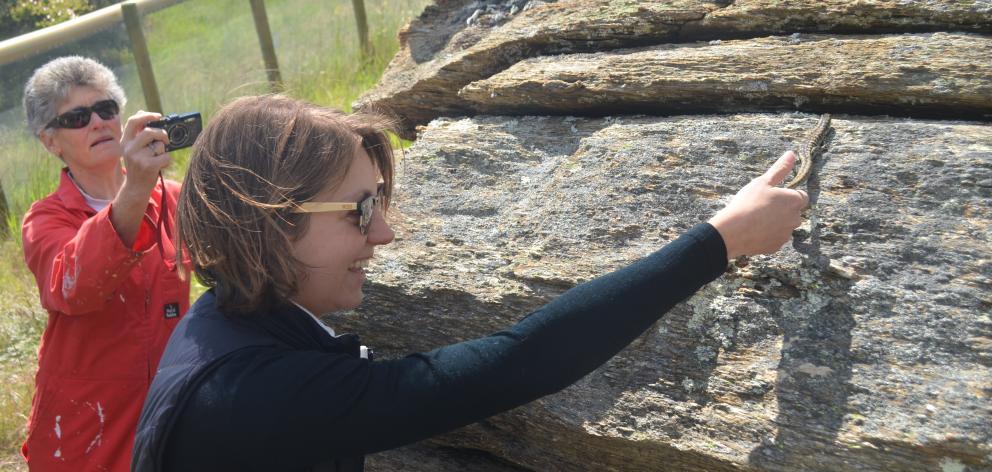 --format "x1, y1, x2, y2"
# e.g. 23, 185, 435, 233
39, 131, 64, 160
